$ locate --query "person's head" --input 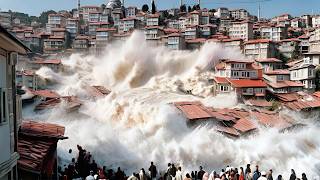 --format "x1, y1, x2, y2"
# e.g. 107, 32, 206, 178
103, 166, 106, 170
269, 169, 273, 174
302, 173, 307, 178
240, 167, 243, 171
151, 162, 153, 165
141, 168, 145, 173
222, 169, 225, 173
178, 167, 182, 171
247, 164, 250, 168
168, 163, 171, 167
92, 160, 95, 163
277, 175, 282, 180
172, 164, 175, 168
186, 173, 191, 178
72, 158, 75, 163
200, 166, 203, 170
291, 169, 295, 174
255, 165, 259, 171
261, 171, 267, 177
118, 167, 121, 171
90, 170, 94, 175
69, 149, 72, 153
